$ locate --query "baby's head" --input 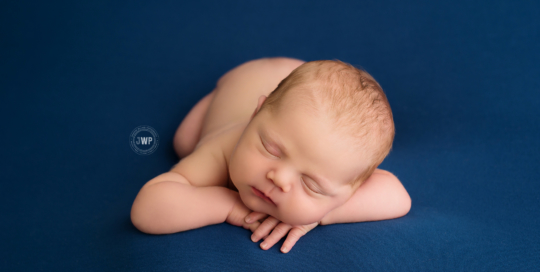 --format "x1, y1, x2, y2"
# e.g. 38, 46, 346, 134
228, 59, 395, 226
